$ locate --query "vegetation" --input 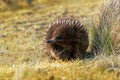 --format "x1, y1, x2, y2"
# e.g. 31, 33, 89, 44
0, 0, 120, 80
91, 0, 120, 55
